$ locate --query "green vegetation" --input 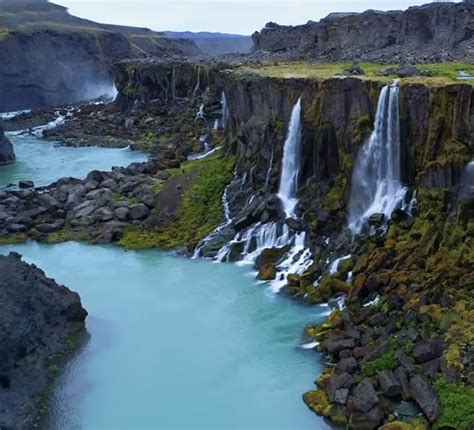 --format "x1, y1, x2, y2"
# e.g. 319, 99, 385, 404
434, 377, 474, 430
113, 192, 140, 205
46, 229, 91, 245
234, 62, 474, 86
360, 337, 398, 377
119, 152, 235, 251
